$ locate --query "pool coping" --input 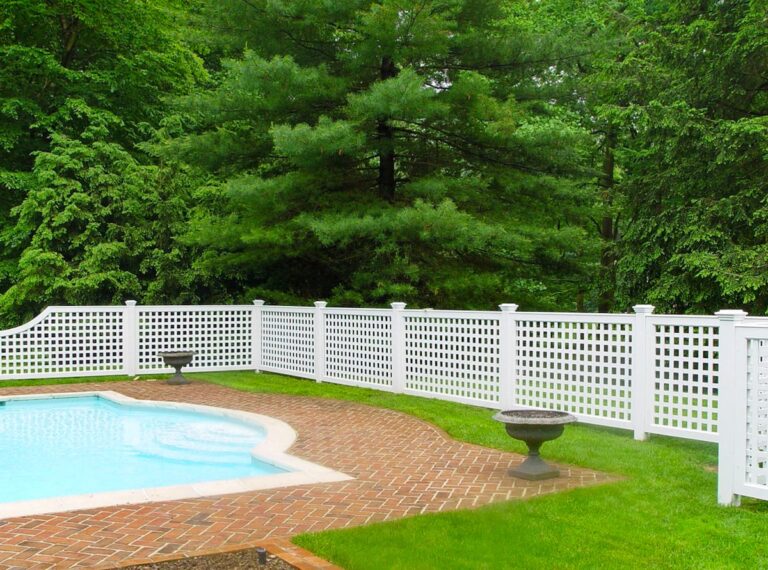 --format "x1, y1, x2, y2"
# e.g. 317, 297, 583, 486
0, 390, 353, 519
